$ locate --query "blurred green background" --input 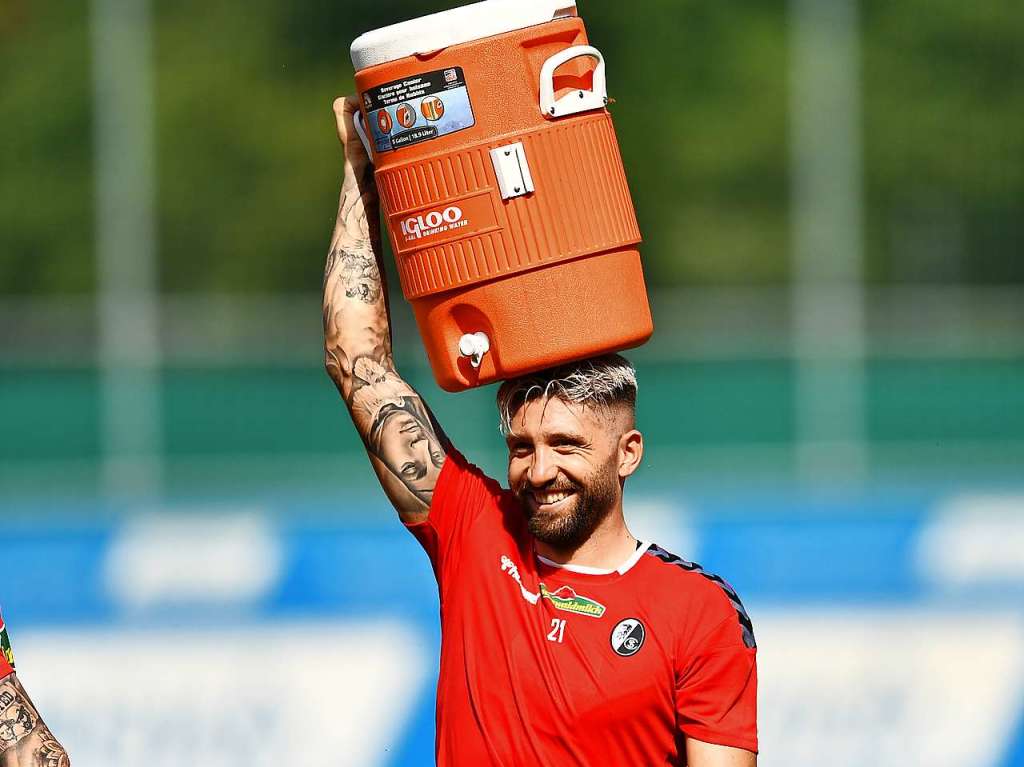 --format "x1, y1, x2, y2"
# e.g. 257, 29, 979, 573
1, 0, 1022, 502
